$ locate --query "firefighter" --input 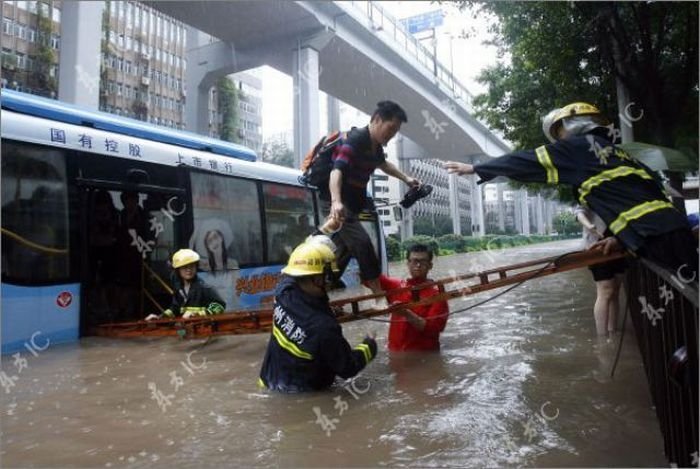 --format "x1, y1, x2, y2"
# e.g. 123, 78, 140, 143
259, 241, 378, 393
444, 102, 698, 279
145, 249, 226, 320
